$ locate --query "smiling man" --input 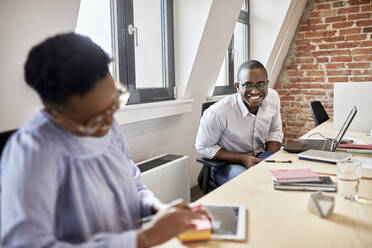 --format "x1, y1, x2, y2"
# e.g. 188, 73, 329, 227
195, 60, 283, 186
